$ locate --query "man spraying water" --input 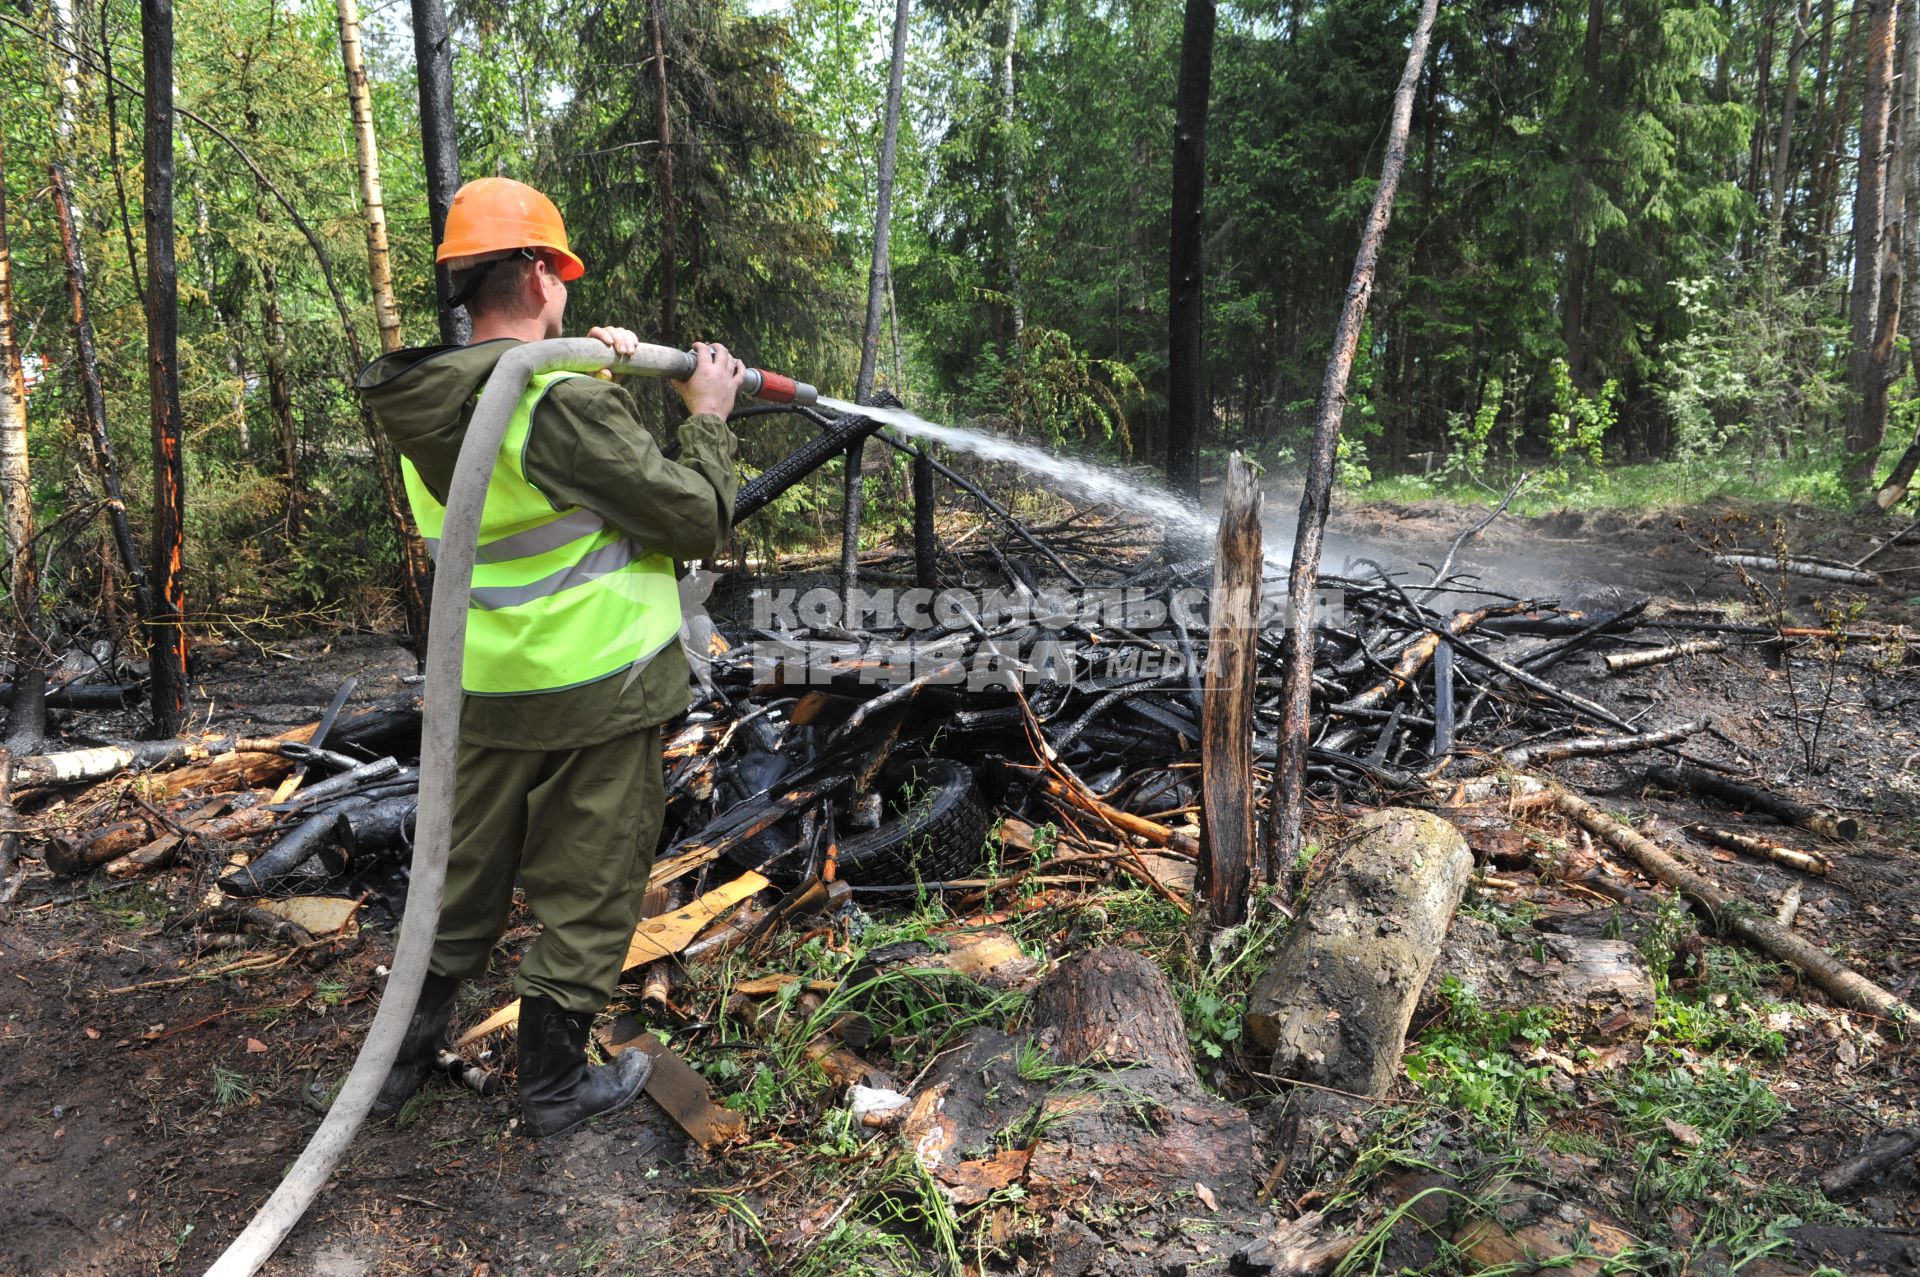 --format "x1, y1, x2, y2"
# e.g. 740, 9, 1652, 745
355, 177, 744, 1136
